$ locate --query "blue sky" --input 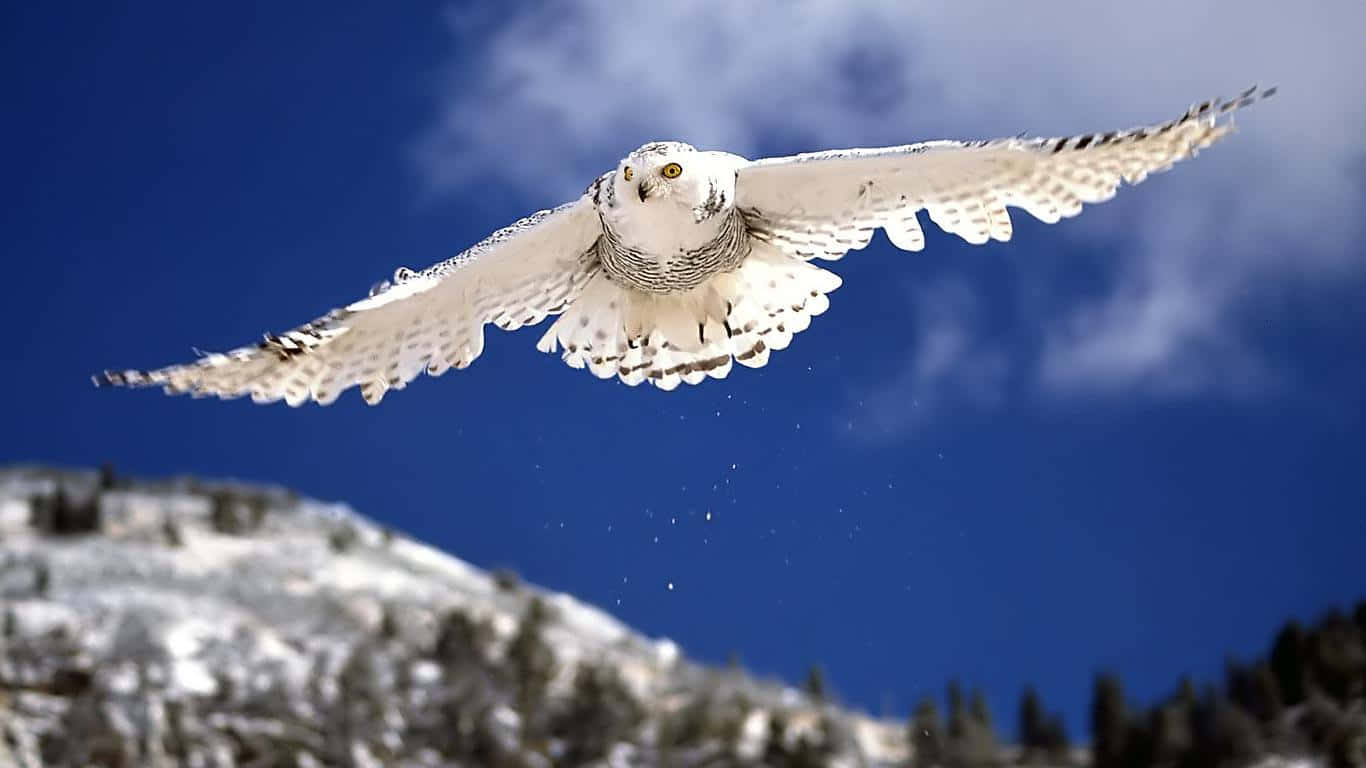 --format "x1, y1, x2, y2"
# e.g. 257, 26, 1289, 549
4, 1, 1365, 739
